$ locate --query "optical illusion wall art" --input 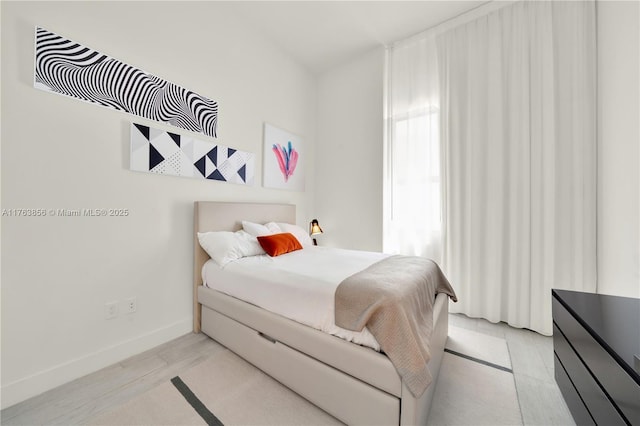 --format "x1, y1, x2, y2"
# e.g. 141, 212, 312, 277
130, 123, 254, 185
263, 123, 305, 191
34, 27, 218, 137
